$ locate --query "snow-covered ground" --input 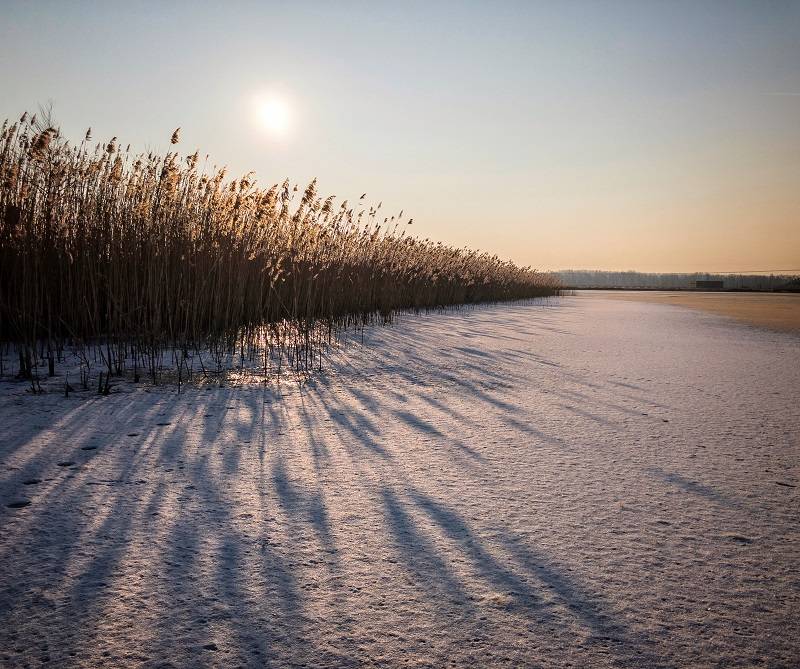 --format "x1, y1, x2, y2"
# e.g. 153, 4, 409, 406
1, 293, 798, 668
